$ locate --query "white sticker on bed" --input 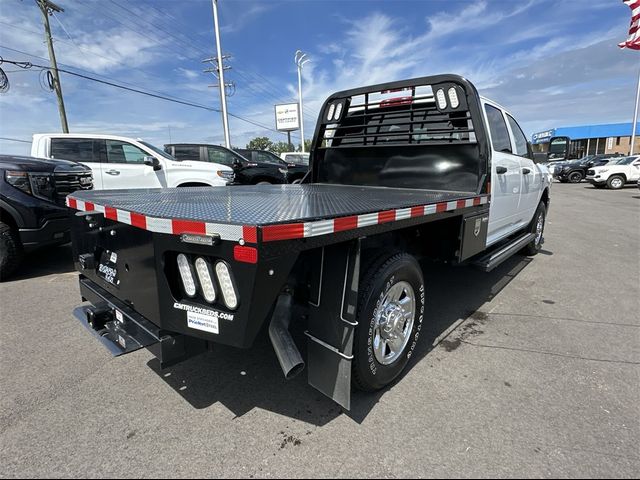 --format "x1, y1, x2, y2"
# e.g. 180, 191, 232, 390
187, 311, 219, 334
